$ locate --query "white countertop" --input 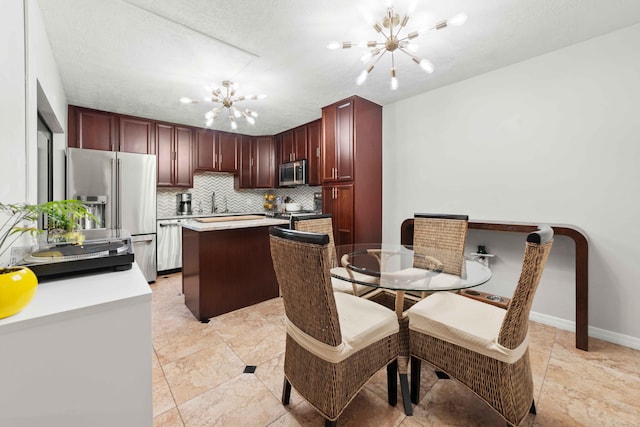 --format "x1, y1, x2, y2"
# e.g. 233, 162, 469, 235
158, 212, 264, 221
0, 263, 151, 334
182, 217, 289, 232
